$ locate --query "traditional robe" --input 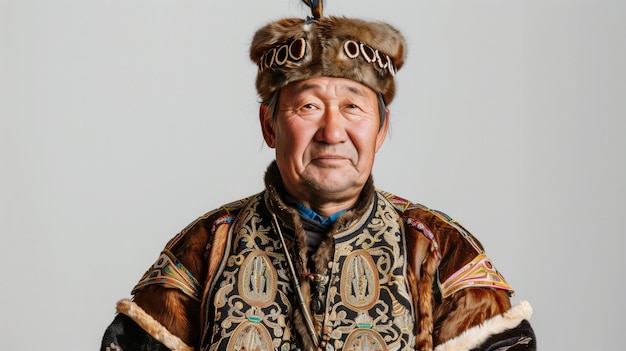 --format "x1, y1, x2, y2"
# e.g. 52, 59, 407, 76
101, 162, 535, 351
